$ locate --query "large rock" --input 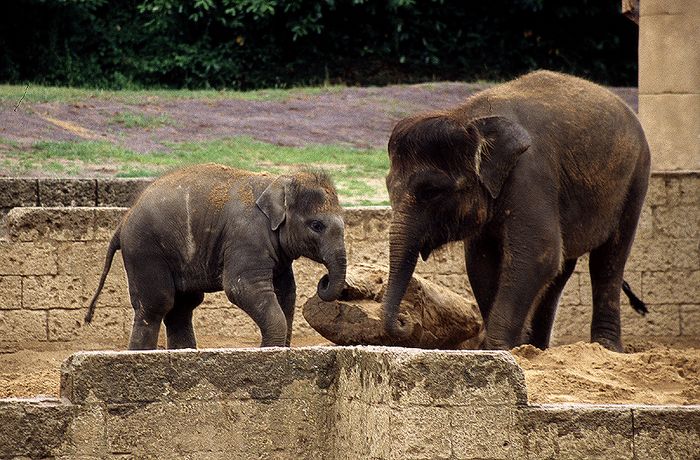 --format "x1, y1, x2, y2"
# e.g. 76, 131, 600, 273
303, 264, 484, 349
